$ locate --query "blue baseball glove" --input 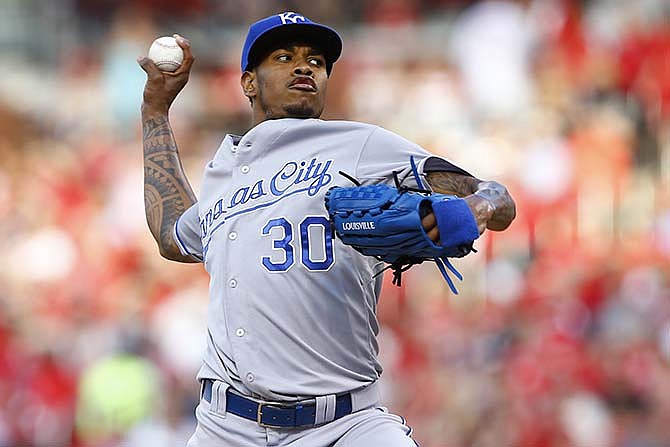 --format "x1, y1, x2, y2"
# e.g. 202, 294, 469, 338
324, 181, 480, 294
